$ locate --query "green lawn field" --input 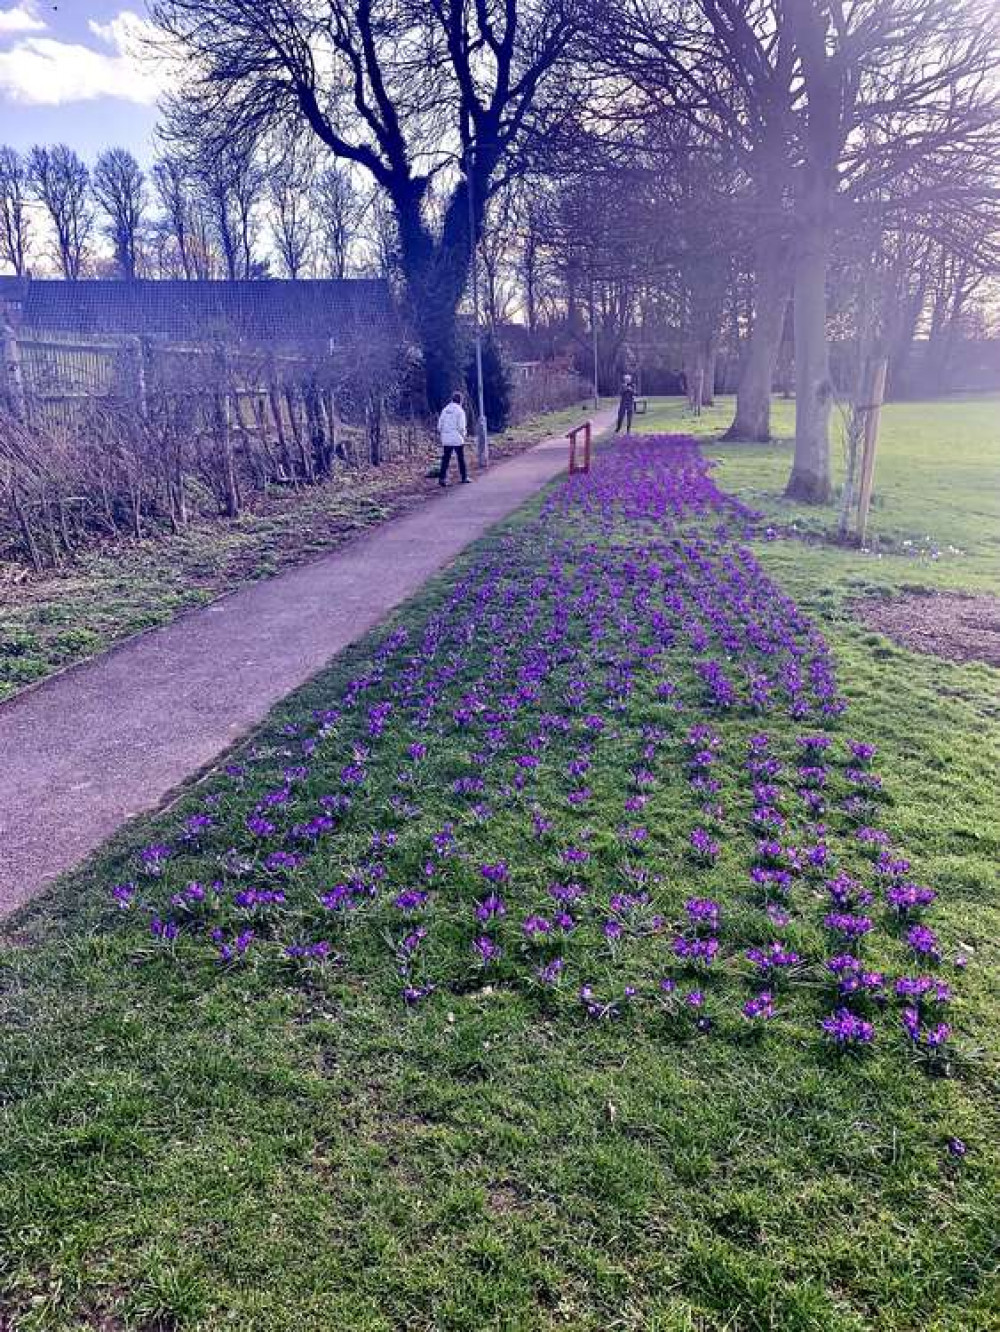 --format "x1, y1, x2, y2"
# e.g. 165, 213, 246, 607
1, 395, 997, 1332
